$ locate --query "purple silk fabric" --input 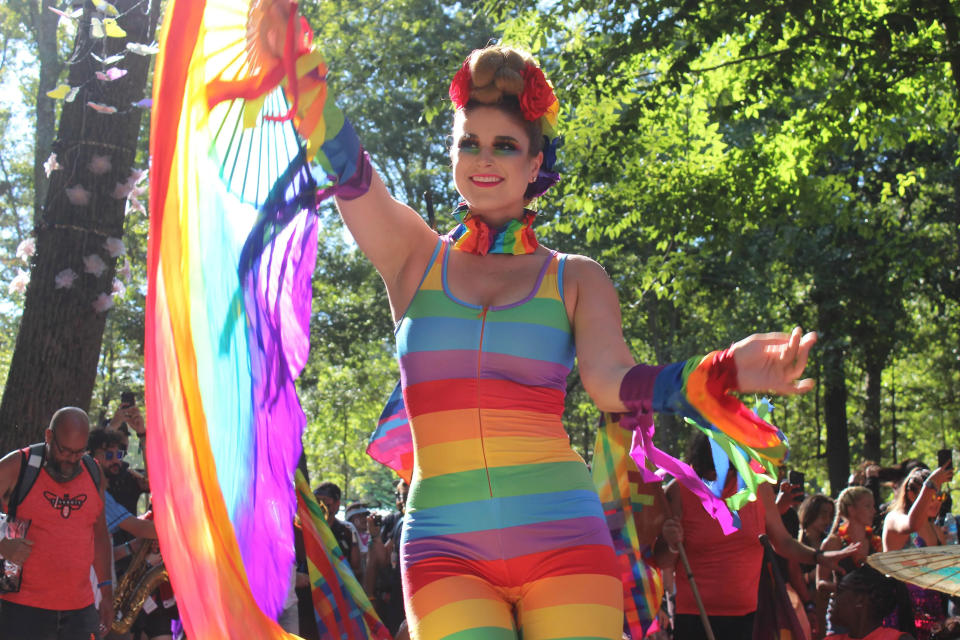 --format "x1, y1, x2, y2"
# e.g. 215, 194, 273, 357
238, 210, 319, 617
